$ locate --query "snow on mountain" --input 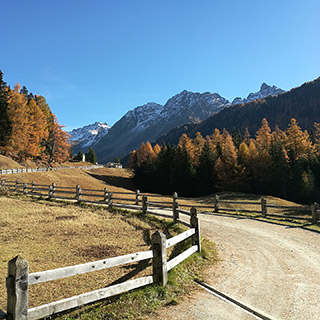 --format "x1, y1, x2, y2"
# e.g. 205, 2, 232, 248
74, 82, 284, 162
120, 90, 229, 134
231, 83, 284, 105
68, 122, 110, 151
